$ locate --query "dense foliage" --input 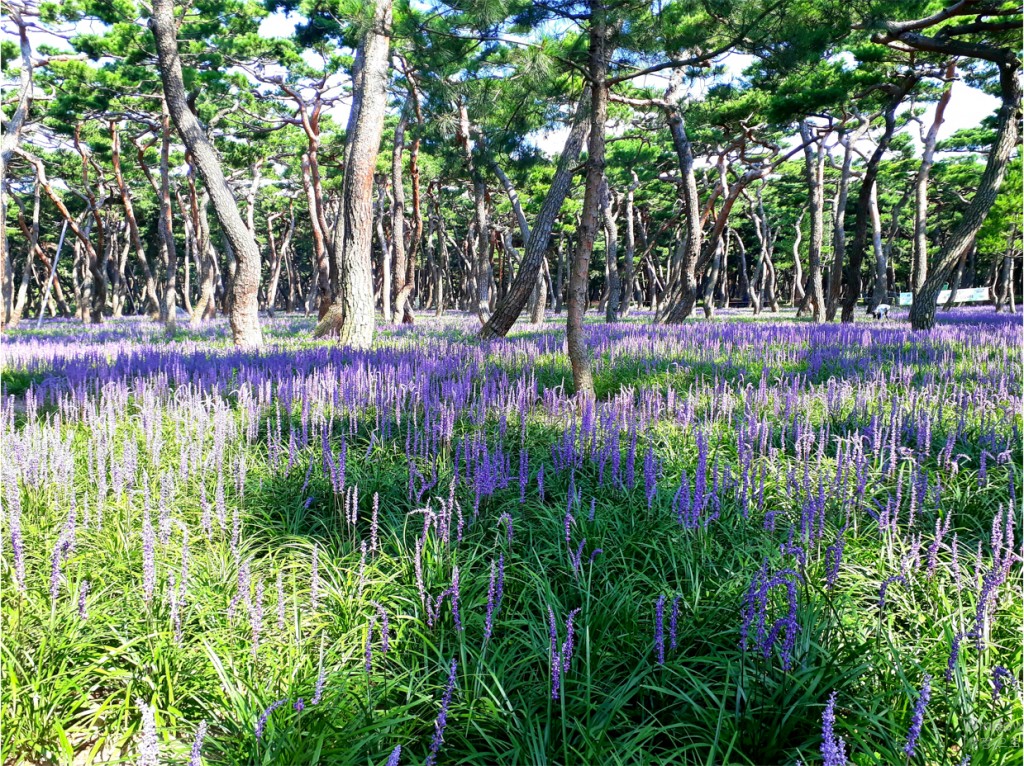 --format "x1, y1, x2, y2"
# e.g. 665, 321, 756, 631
2, 308, 1021, 764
